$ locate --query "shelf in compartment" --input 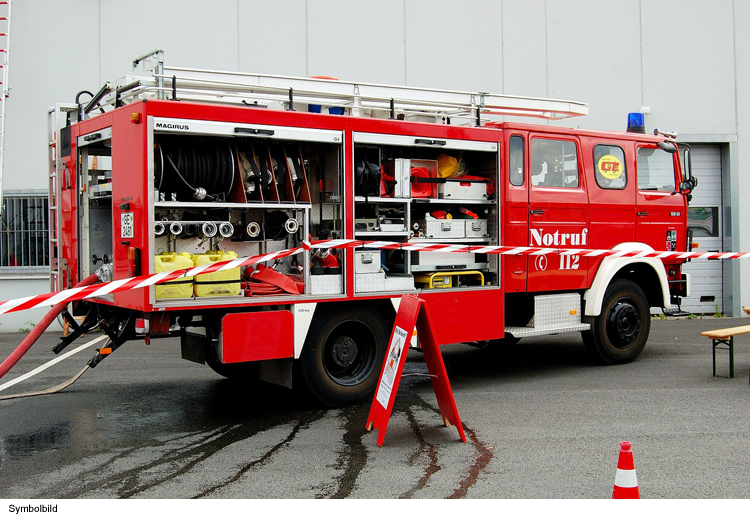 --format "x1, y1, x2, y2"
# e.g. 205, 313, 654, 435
153, 292, 347, 309
410, 238, 493, 244
411, 264, 490, 272
354, 196, 411, 203
355, 231, 410, 237
88, 183, 112, 198
411, 198, 495, 205
355, 196, 495, 206
154, 201, 312, 210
